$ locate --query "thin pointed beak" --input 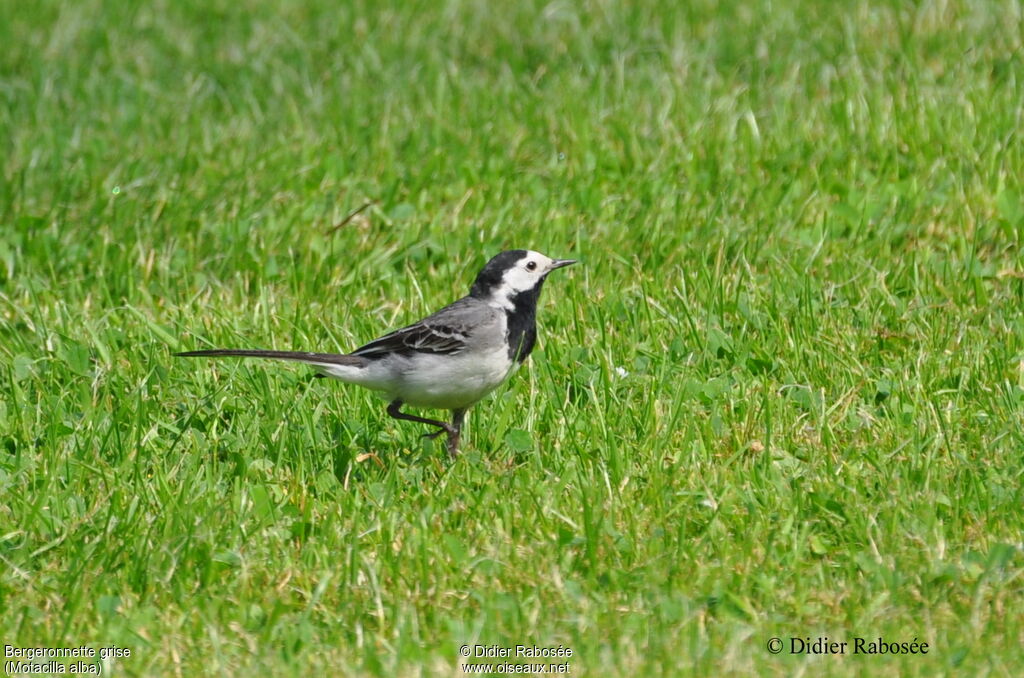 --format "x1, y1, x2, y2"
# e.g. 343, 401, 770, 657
549, 258, 577, 270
